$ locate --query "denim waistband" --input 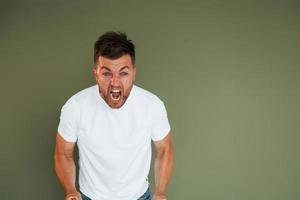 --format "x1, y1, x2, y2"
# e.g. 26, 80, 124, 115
80, 187, 152, 200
